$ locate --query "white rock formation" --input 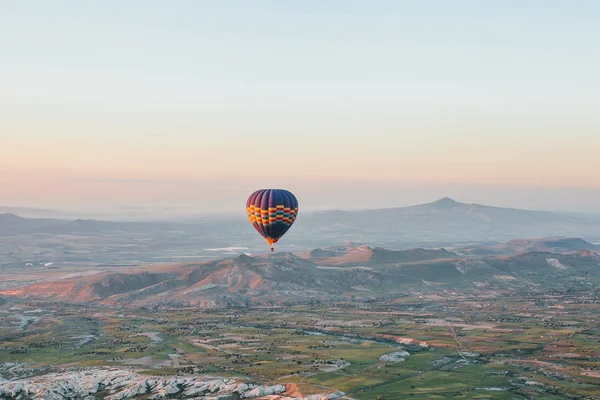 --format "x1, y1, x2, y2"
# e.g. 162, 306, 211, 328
241, 384, 287, 398
379, 350, 410, 362
0, 366, 291, 400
